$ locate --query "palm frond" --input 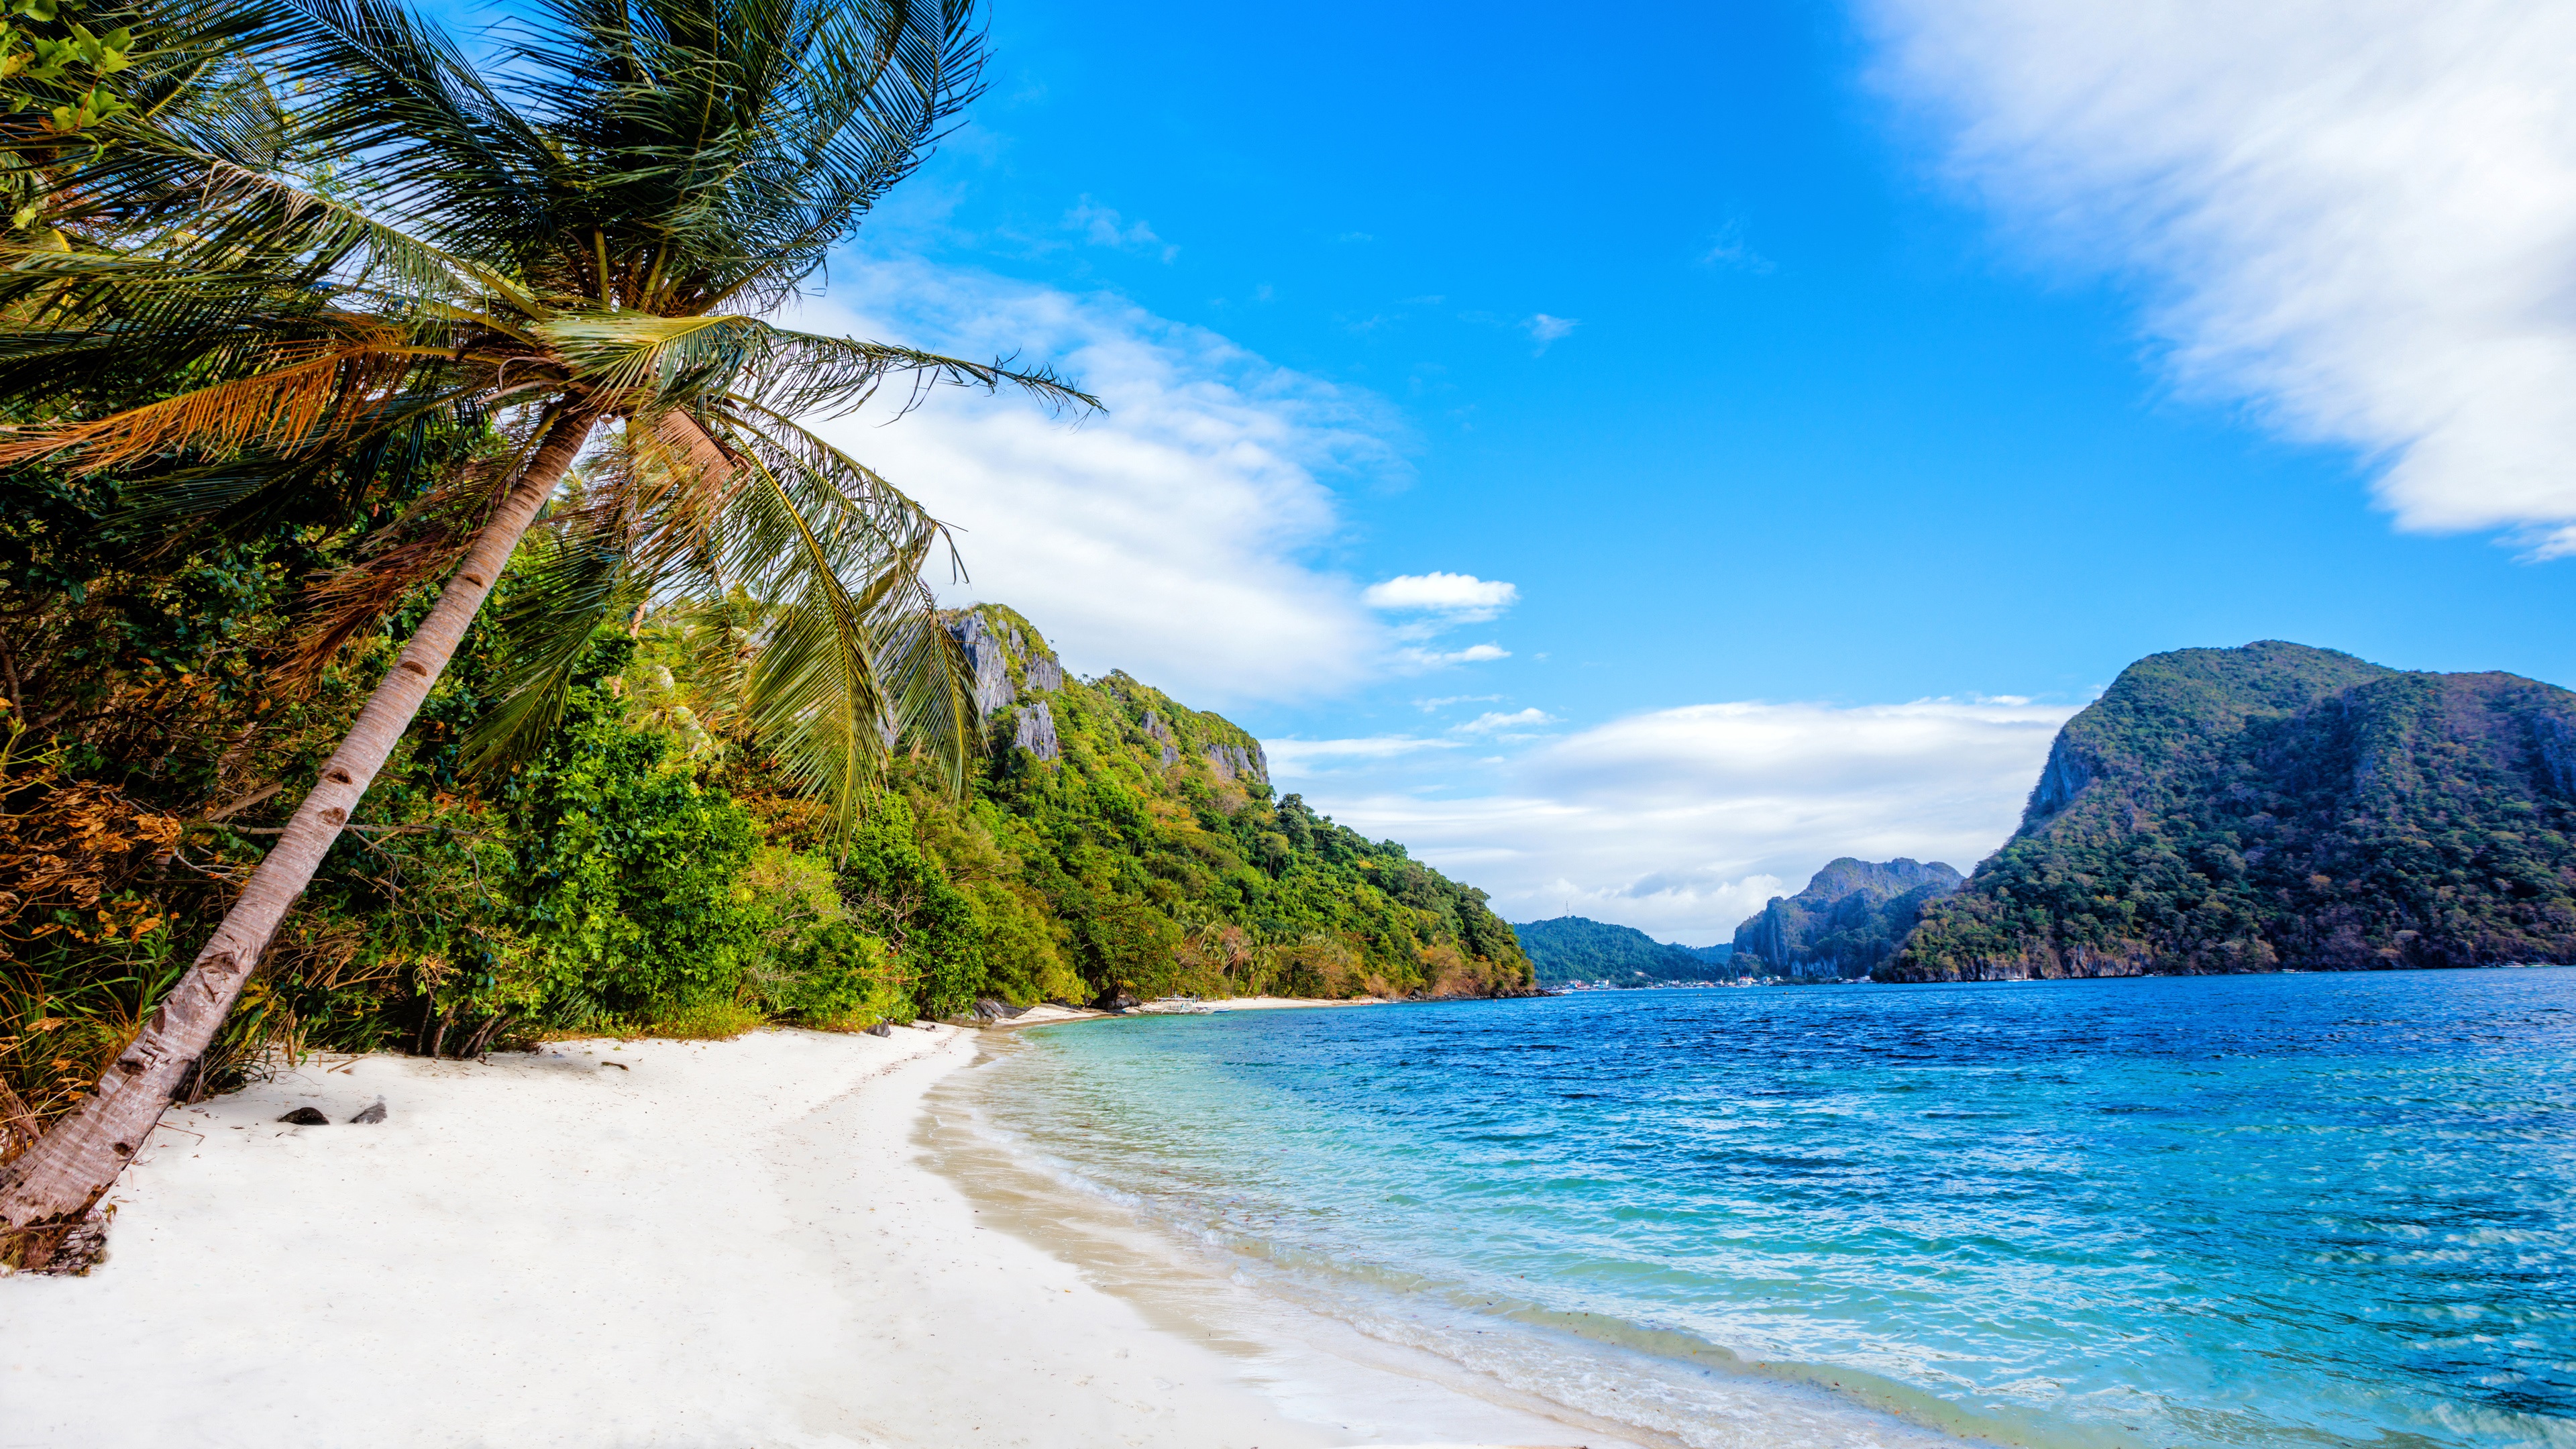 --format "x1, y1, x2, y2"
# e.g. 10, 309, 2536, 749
533, 310, 1098, 417
461, 476, 641, 769
464, 405, 973, 823
281, 411, 549, 684
702, 409, 971, 825
275, 0, 574, 281
503, 0, 987, 312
